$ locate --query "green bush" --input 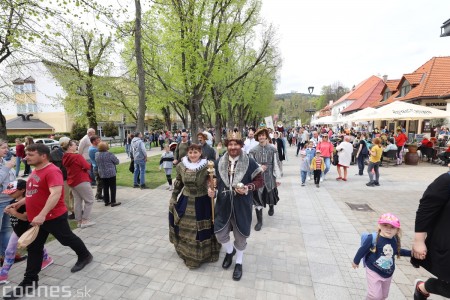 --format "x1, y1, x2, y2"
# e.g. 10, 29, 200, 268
71, 122, 87, 141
